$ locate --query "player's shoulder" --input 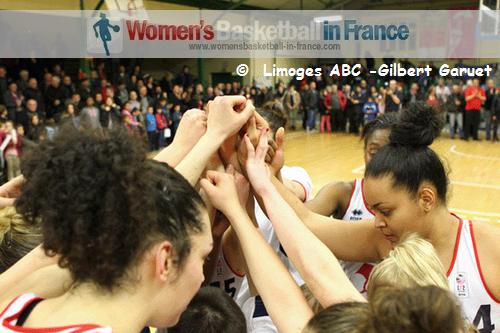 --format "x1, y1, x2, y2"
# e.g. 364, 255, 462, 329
472, 221, 500, 252
320, 180, 354, 196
